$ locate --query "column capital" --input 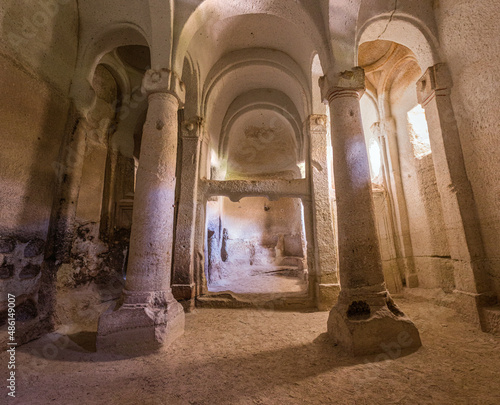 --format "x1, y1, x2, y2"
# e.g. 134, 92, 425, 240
416, 63, 453, 106
181, 116, 205, 138
319, 68, 365, 103
142, 68, 186, 106
306, 114, 328, 134
371, 117, 396, 140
